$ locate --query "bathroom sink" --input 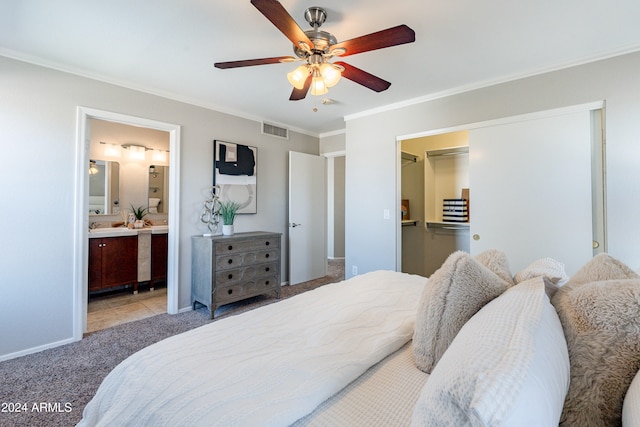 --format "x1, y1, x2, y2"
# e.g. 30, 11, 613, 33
89, 227, 138, 238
